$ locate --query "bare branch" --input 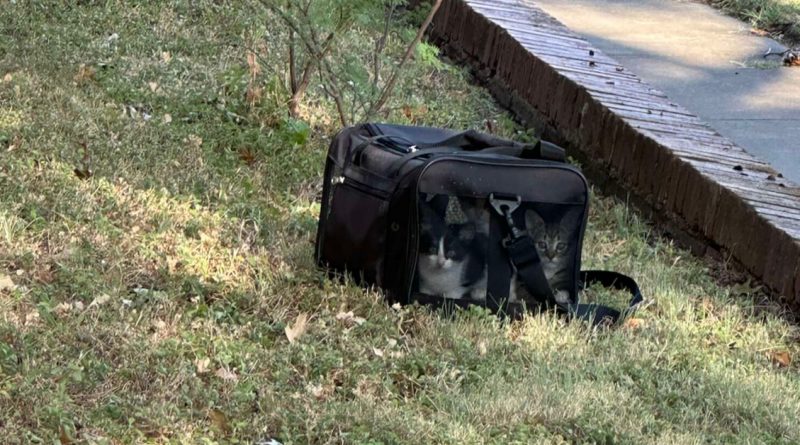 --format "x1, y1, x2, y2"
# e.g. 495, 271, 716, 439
289, 29, 298, 93
366, 0, 443, 120
372, 2, 395, 94
319, 63, 349, 127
